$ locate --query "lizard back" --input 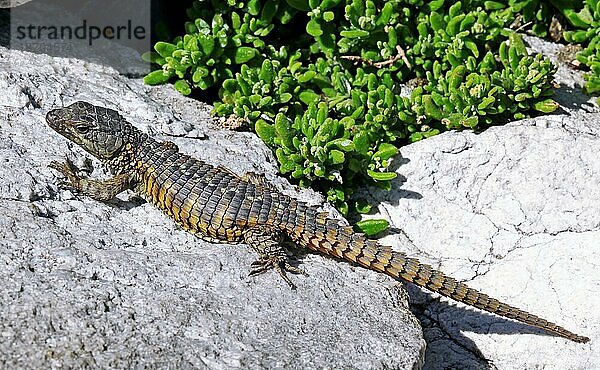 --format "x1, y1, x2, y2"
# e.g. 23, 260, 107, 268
131, 138, 295, 243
